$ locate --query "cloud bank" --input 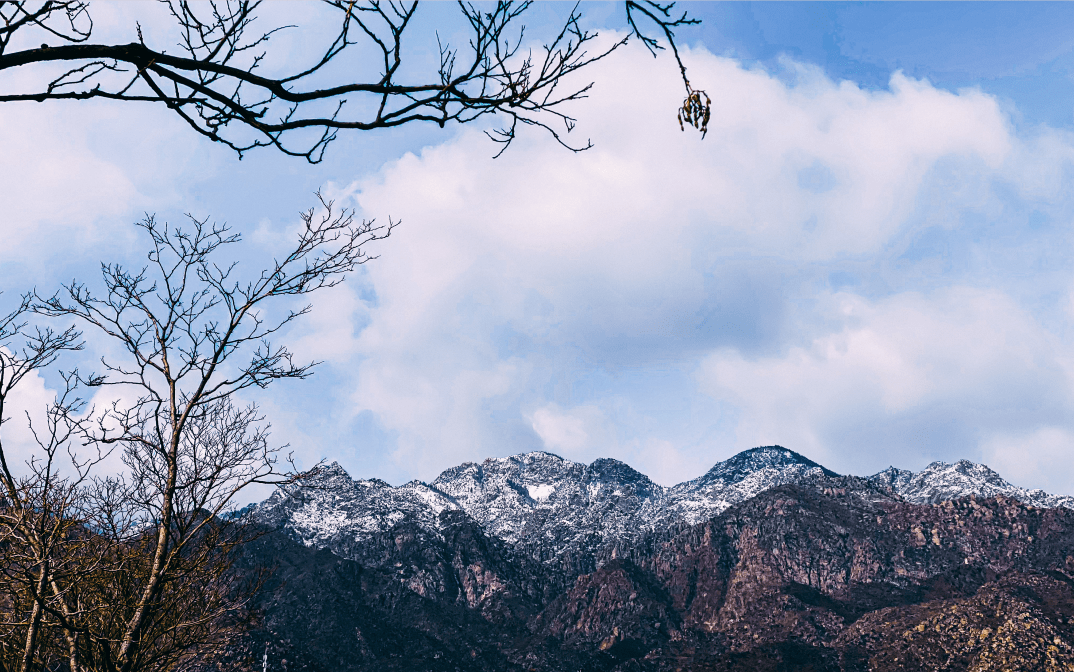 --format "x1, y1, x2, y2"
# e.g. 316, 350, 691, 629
306, 40, 1074, 492
4, 19, 1074, 498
